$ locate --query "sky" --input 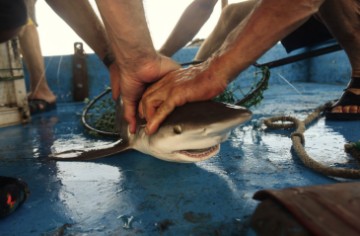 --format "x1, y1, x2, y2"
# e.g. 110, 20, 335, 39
36, 0, 233, 56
